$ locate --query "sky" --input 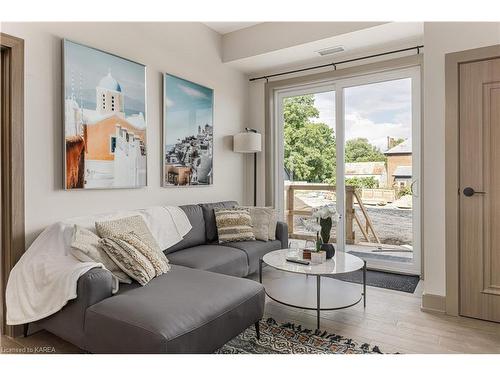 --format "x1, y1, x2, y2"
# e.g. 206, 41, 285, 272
310, 78, 412, 151
64, 40, 145, 115
164, 74, 213, 147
